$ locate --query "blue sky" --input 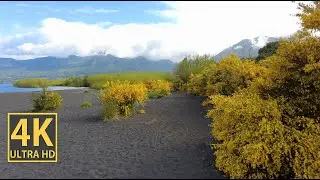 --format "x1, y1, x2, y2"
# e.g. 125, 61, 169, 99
0, 1, 170, 36
0, 1, 301, 61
